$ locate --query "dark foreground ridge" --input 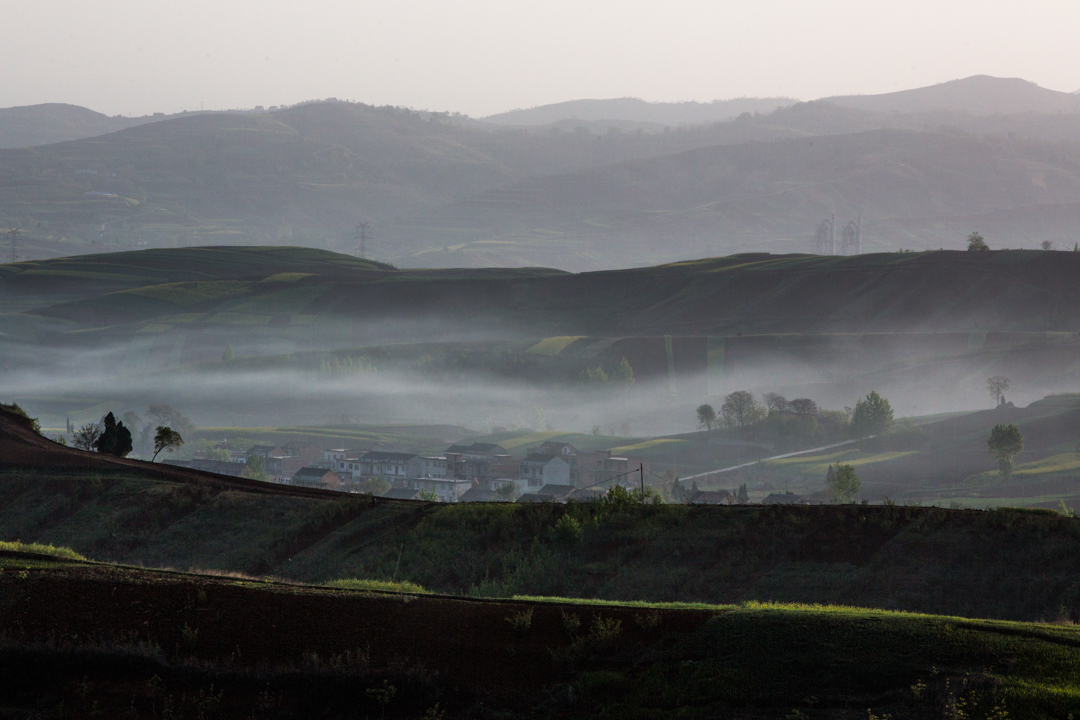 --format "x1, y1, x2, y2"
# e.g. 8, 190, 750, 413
3, 551, 1080, 719
6, 406, 1080, 623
